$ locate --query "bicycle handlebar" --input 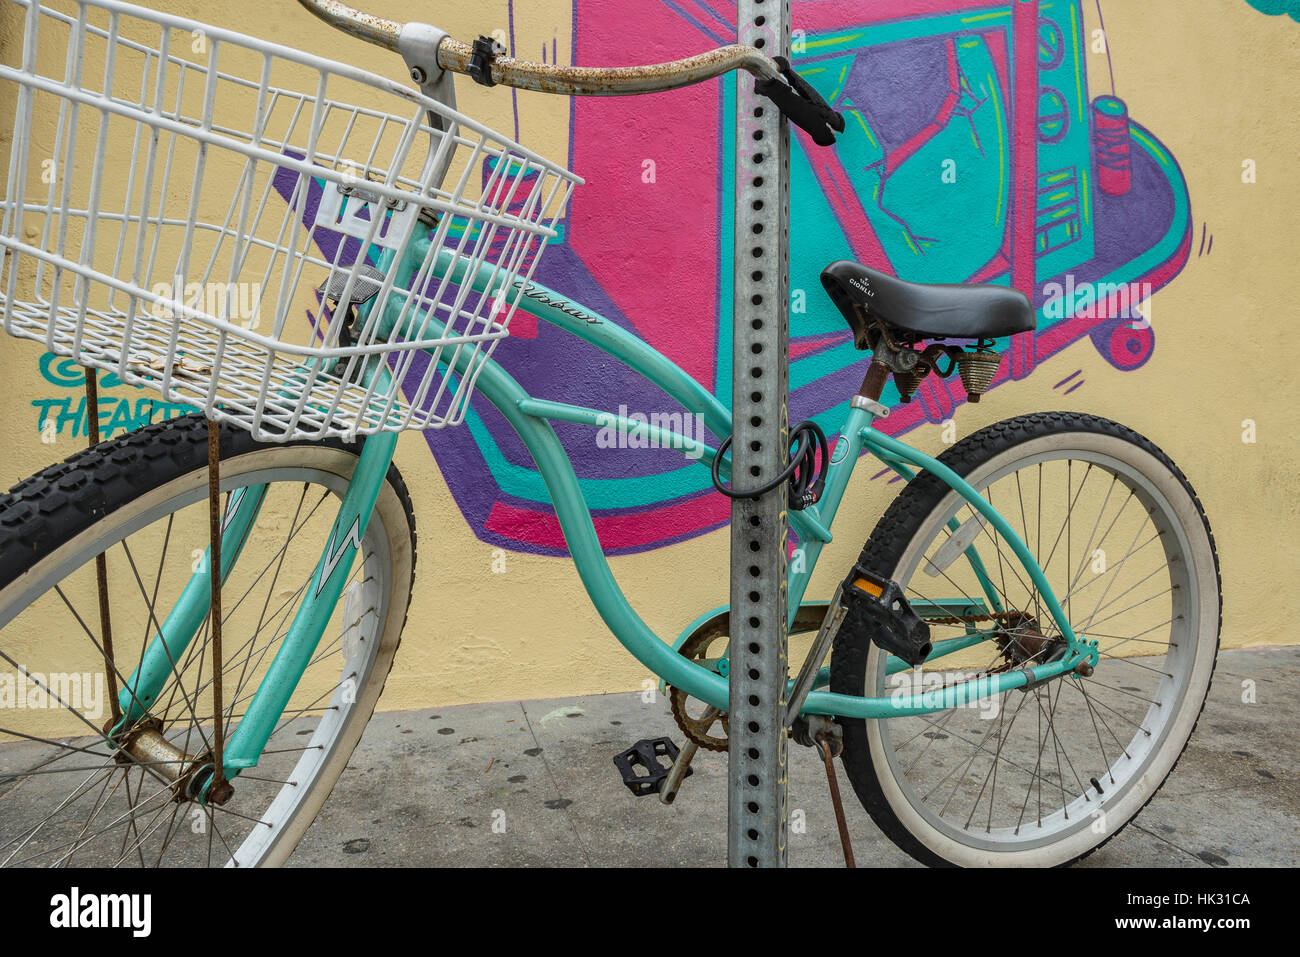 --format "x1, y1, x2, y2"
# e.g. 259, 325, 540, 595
436, 36, 780, 93
295, 0, 844, 146
295, 0, 401, 50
